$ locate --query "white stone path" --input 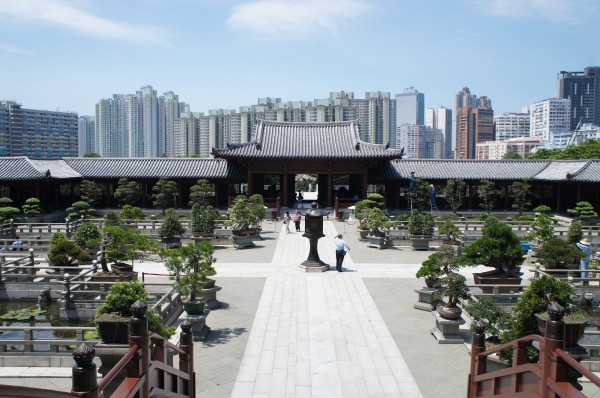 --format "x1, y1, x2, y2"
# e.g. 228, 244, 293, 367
229, 221, 423, 398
